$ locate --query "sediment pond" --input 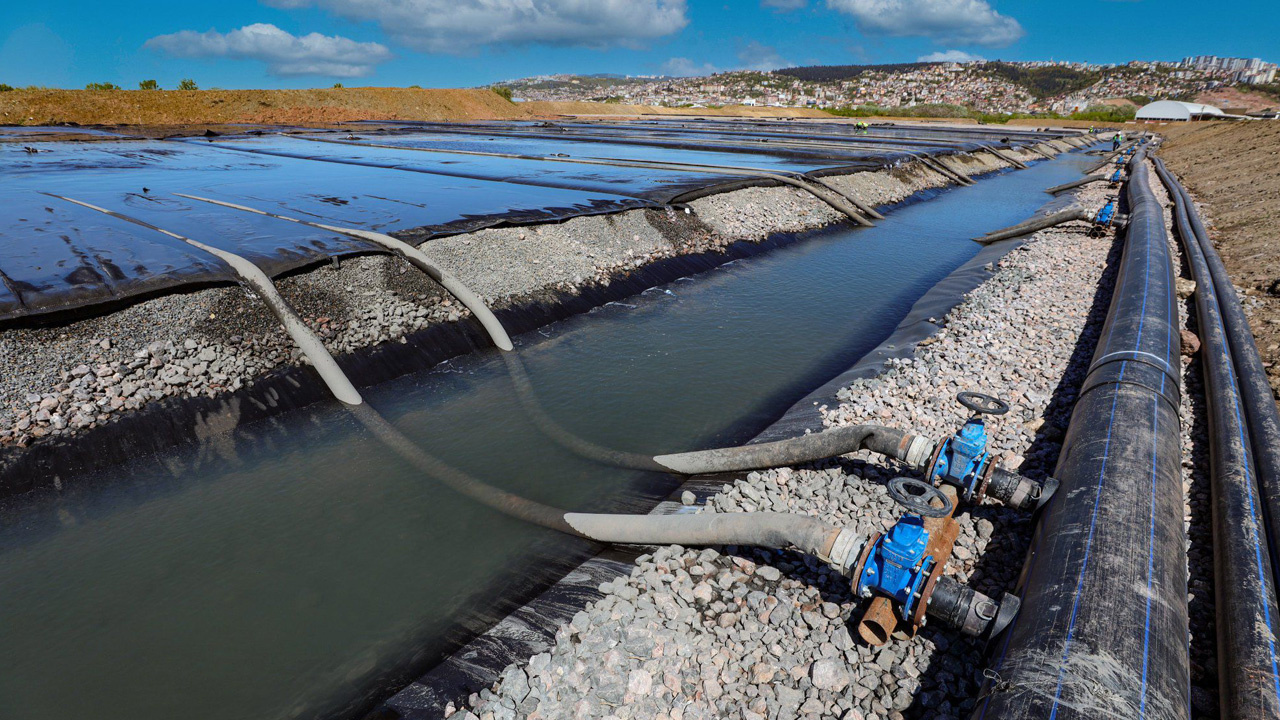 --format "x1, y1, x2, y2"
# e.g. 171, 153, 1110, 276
0, 151, 1095, 720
